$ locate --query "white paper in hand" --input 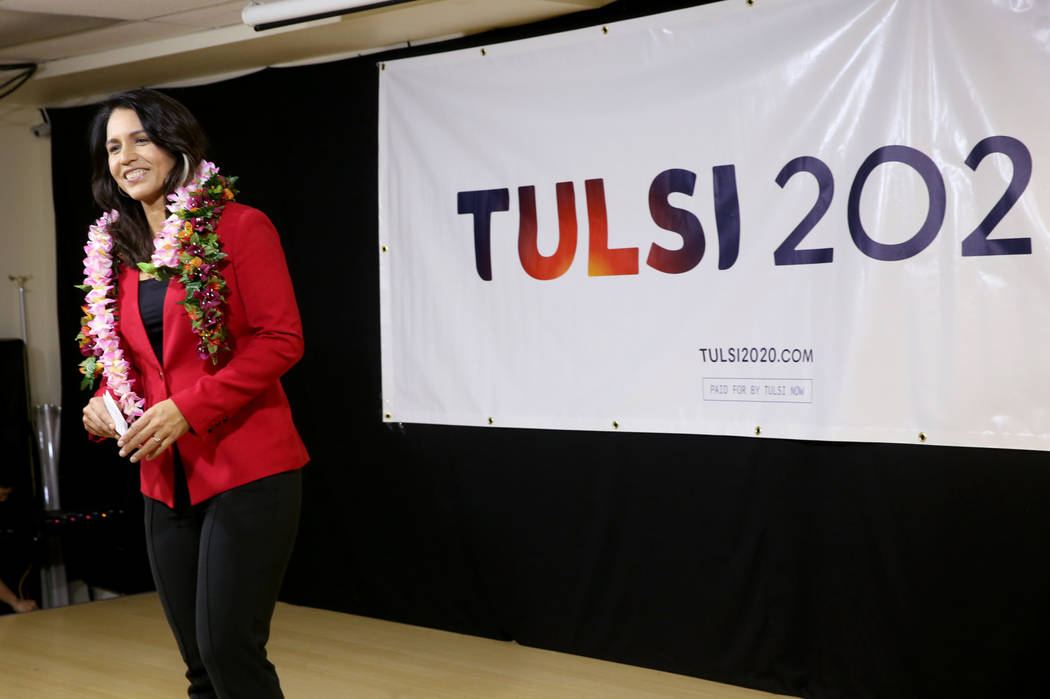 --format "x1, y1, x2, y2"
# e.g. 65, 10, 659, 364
103, 391, 129, 437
